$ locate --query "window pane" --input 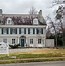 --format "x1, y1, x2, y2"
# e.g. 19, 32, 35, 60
41, 28, 43, 34
7, 28, 9, 34
21, 28, 24, 34
2, 28, 9, 34
36, 28, 39, 34
8, 20, 10, 24
10, 28, 17, 34
33, 28, 35, 34
10, 28, 12, 34
15, 28, 17, 34
19, 28, 21, 34
12, 39, 15, 44
24, 28, 26, 34
30, 39, 33, 44
1, 28, 3, 34
38, 39, 41, 44
30, 28, 33, 34
28, 28, 30, 34
3, 39, 7, 43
